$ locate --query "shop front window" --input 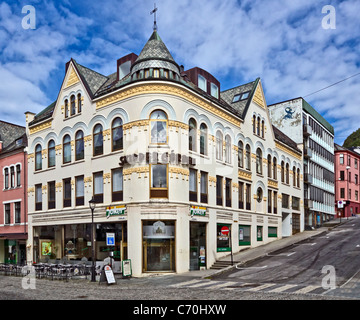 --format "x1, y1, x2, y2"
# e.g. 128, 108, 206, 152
217, 223, 231, 252
239, 225, 251, 246
143, 221, 175, 272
